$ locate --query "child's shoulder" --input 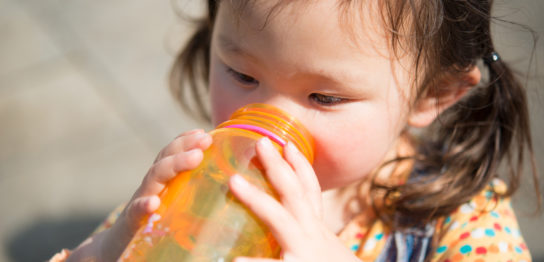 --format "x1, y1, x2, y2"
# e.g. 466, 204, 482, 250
431, 178, 531, 261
